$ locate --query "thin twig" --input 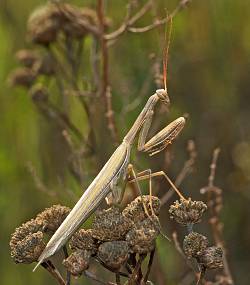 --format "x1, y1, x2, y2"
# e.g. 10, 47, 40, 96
161, 140, 197, 205
97, 0, 119, 144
